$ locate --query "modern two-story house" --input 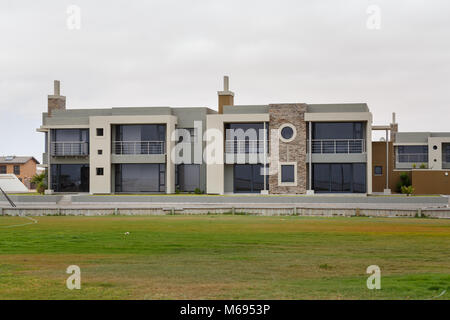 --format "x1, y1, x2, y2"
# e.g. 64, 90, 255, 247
38, 78, 449, 195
